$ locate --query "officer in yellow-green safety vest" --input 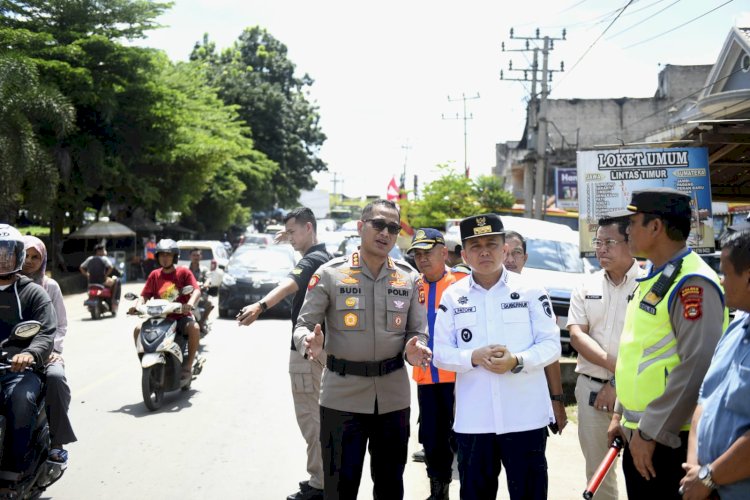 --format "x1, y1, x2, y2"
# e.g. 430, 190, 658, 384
606, 187, 728, 500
